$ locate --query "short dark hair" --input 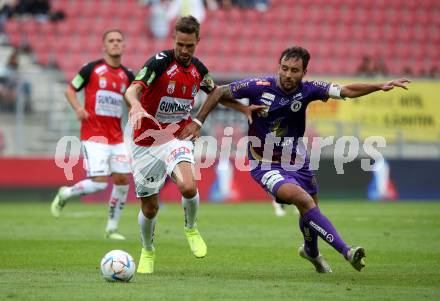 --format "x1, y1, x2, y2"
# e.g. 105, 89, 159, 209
279, 46, 310, 70
174, 15, 200, 39
102, 29, 124, 41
